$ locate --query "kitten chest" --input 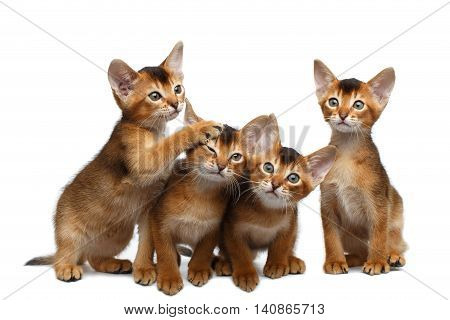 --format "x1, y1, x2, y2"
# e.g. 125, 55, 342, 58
168, 195, 225, 247
325, 153, 370, 226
